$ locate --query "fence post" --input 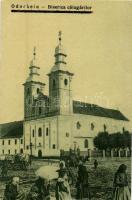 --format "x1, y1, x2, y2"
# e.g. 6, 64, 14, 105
103, 150, 105, 159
